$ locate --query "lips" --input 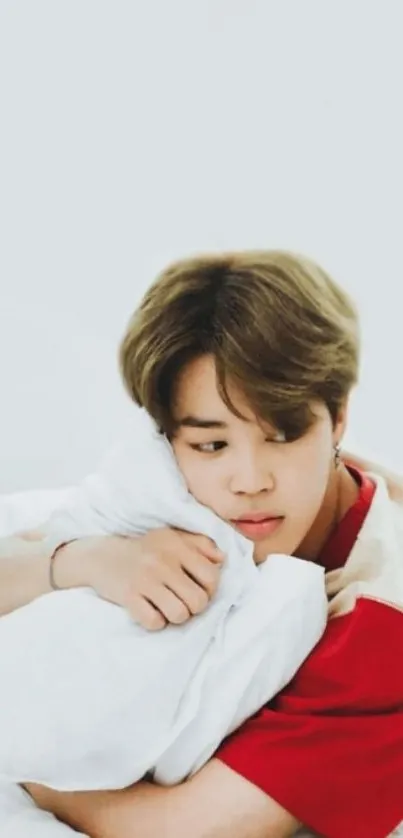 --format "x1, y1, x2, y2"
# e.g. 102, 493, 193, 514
234, 513, 280, 523
231, 515, 284, 541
